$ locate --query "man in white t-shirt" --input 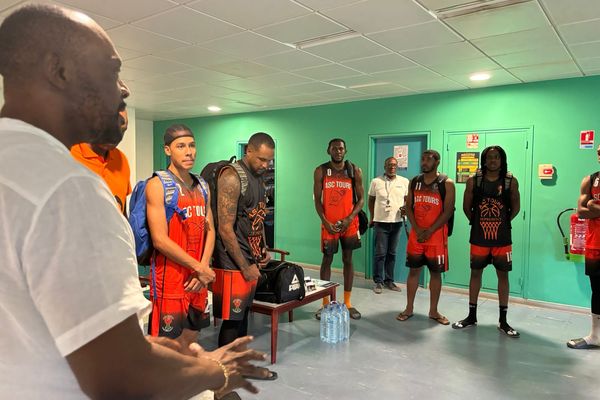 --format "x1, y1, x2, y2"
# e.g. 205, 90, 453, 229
368, 157, 410, 294
0, 5, 267, 399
